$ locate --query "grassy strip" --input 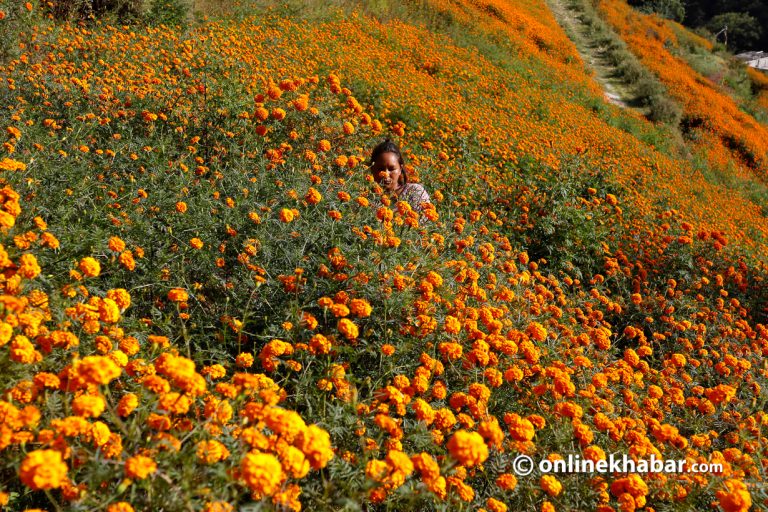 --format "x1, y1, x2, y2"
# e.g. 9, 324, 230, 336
564, 0, 681, 124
